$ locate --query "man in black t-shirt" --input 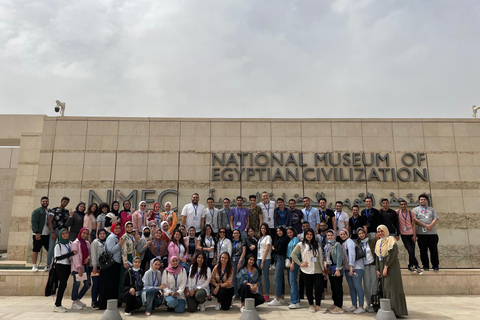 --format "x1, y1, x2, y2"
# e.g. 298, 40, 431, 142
318, 197, 336, 231
379, 198, 400, 240
348, 205, 367, 240
361, 196, 381, 238
288, 199, 304, 234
